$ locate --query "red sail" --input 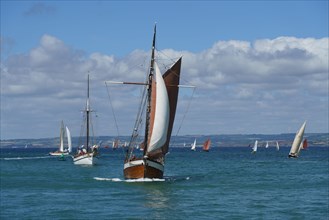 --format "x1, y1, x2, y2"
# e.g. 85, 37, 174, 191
203, 139, 211, 151
303, 138, 308, 149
